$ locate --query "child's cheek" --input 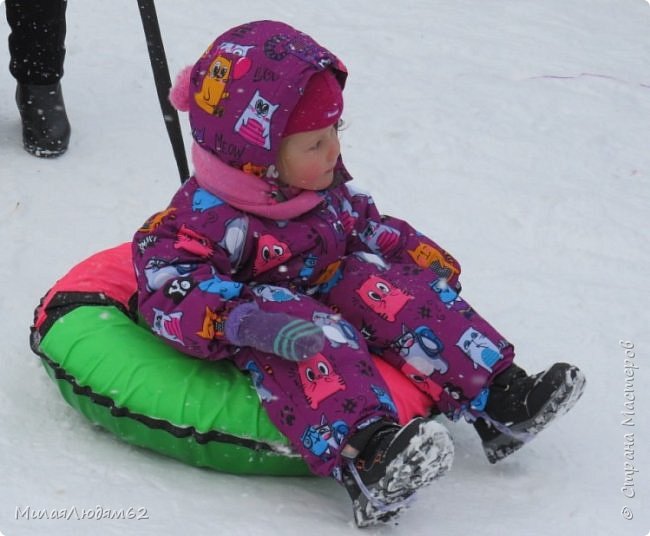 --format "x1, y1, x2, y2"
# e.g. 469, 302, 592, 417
300, 161, 325, 184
